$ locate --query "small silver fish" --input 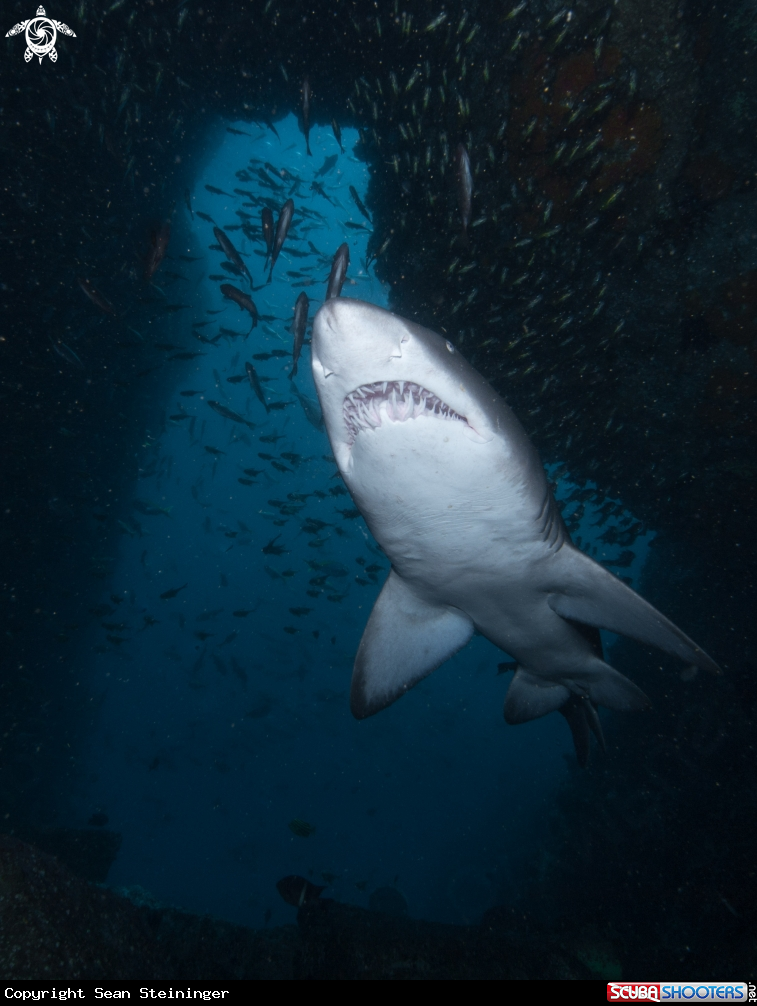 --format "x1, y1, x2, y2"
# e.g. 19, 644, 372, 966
213, 227, 252, 287
302, 76, 312, 156
326, 243, 349, 300
269, 198, 294, 281
456, 143, 472, 237
291, 292, 309, 378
